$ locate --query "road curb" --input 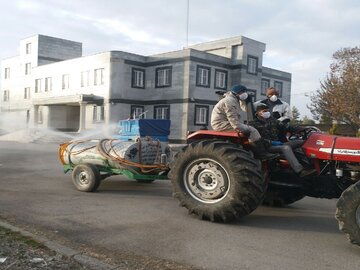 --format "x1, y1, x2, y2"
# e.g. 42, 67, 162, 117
0, 220, 119, 270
